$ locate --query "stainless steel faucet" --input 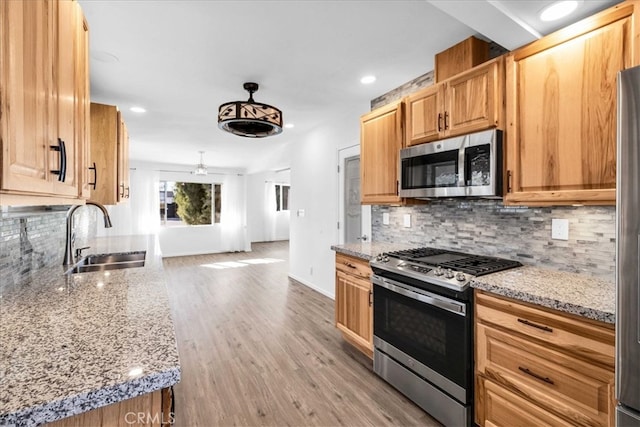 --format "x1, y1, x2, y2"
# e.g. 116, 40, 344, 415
63, 201, 113, 266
